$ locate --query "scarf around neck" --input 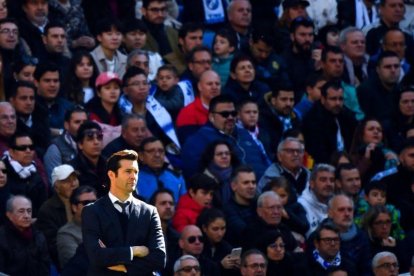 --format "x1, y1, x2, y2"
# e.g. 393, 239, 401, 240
313, 249, 341, 270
